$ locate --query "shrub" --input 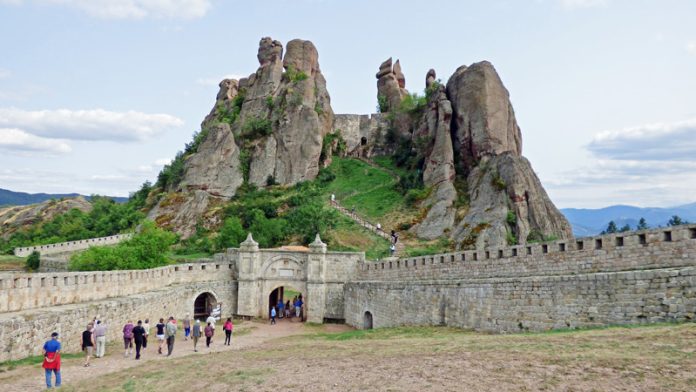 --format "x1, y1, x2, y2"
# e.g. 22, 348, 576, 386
316, 167, 336, 184
69, 221, 176, 271
286, 202, 338, 244
398, 93, 427, 116
214, 217, 246, 251
405, 188, 430, 206
285, 65, 309, 83
26, 251, 40, 271
377, 94, 389, 113
491, 172, 506, 191
241, 116, 272, 140
265, 96, 274, 109
506, 211, 517, 226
